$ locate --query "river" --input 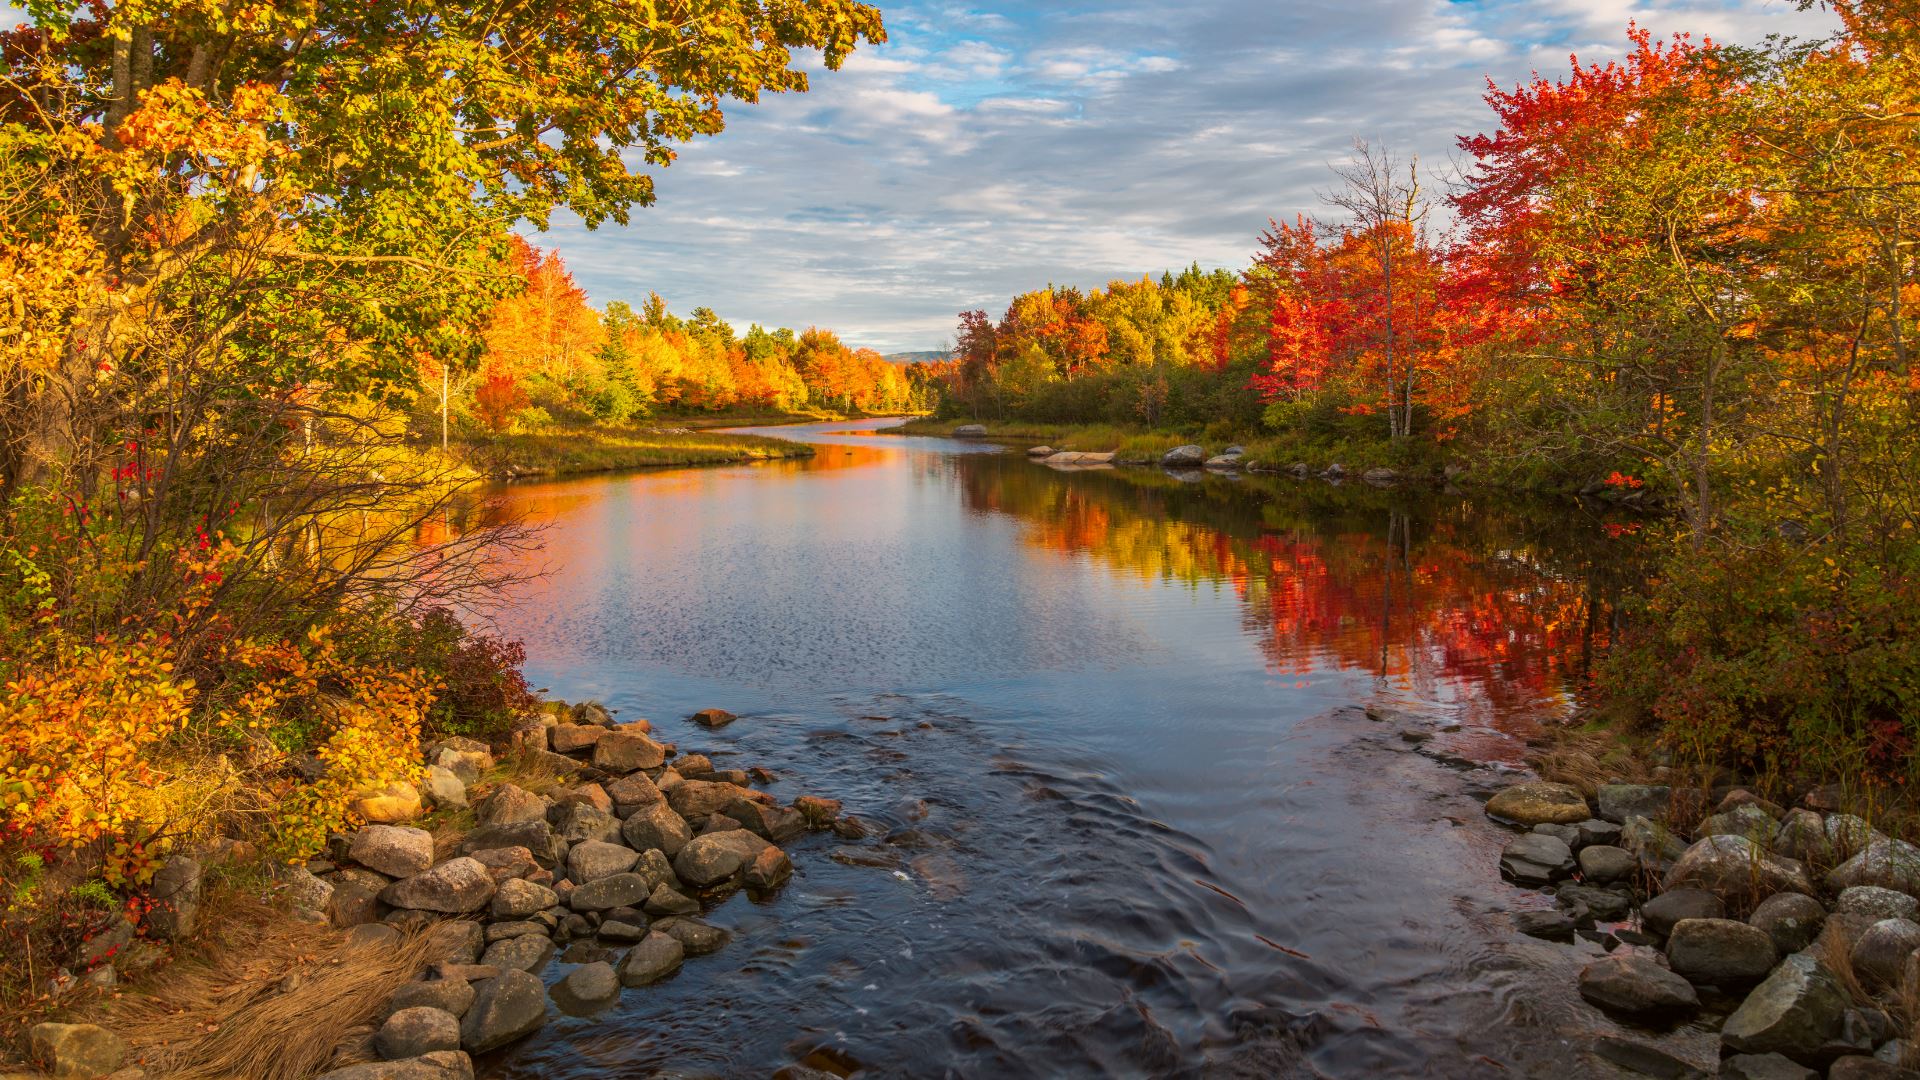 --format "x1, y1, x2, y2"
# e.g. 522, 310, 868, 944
471, 418, 1695, 1078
